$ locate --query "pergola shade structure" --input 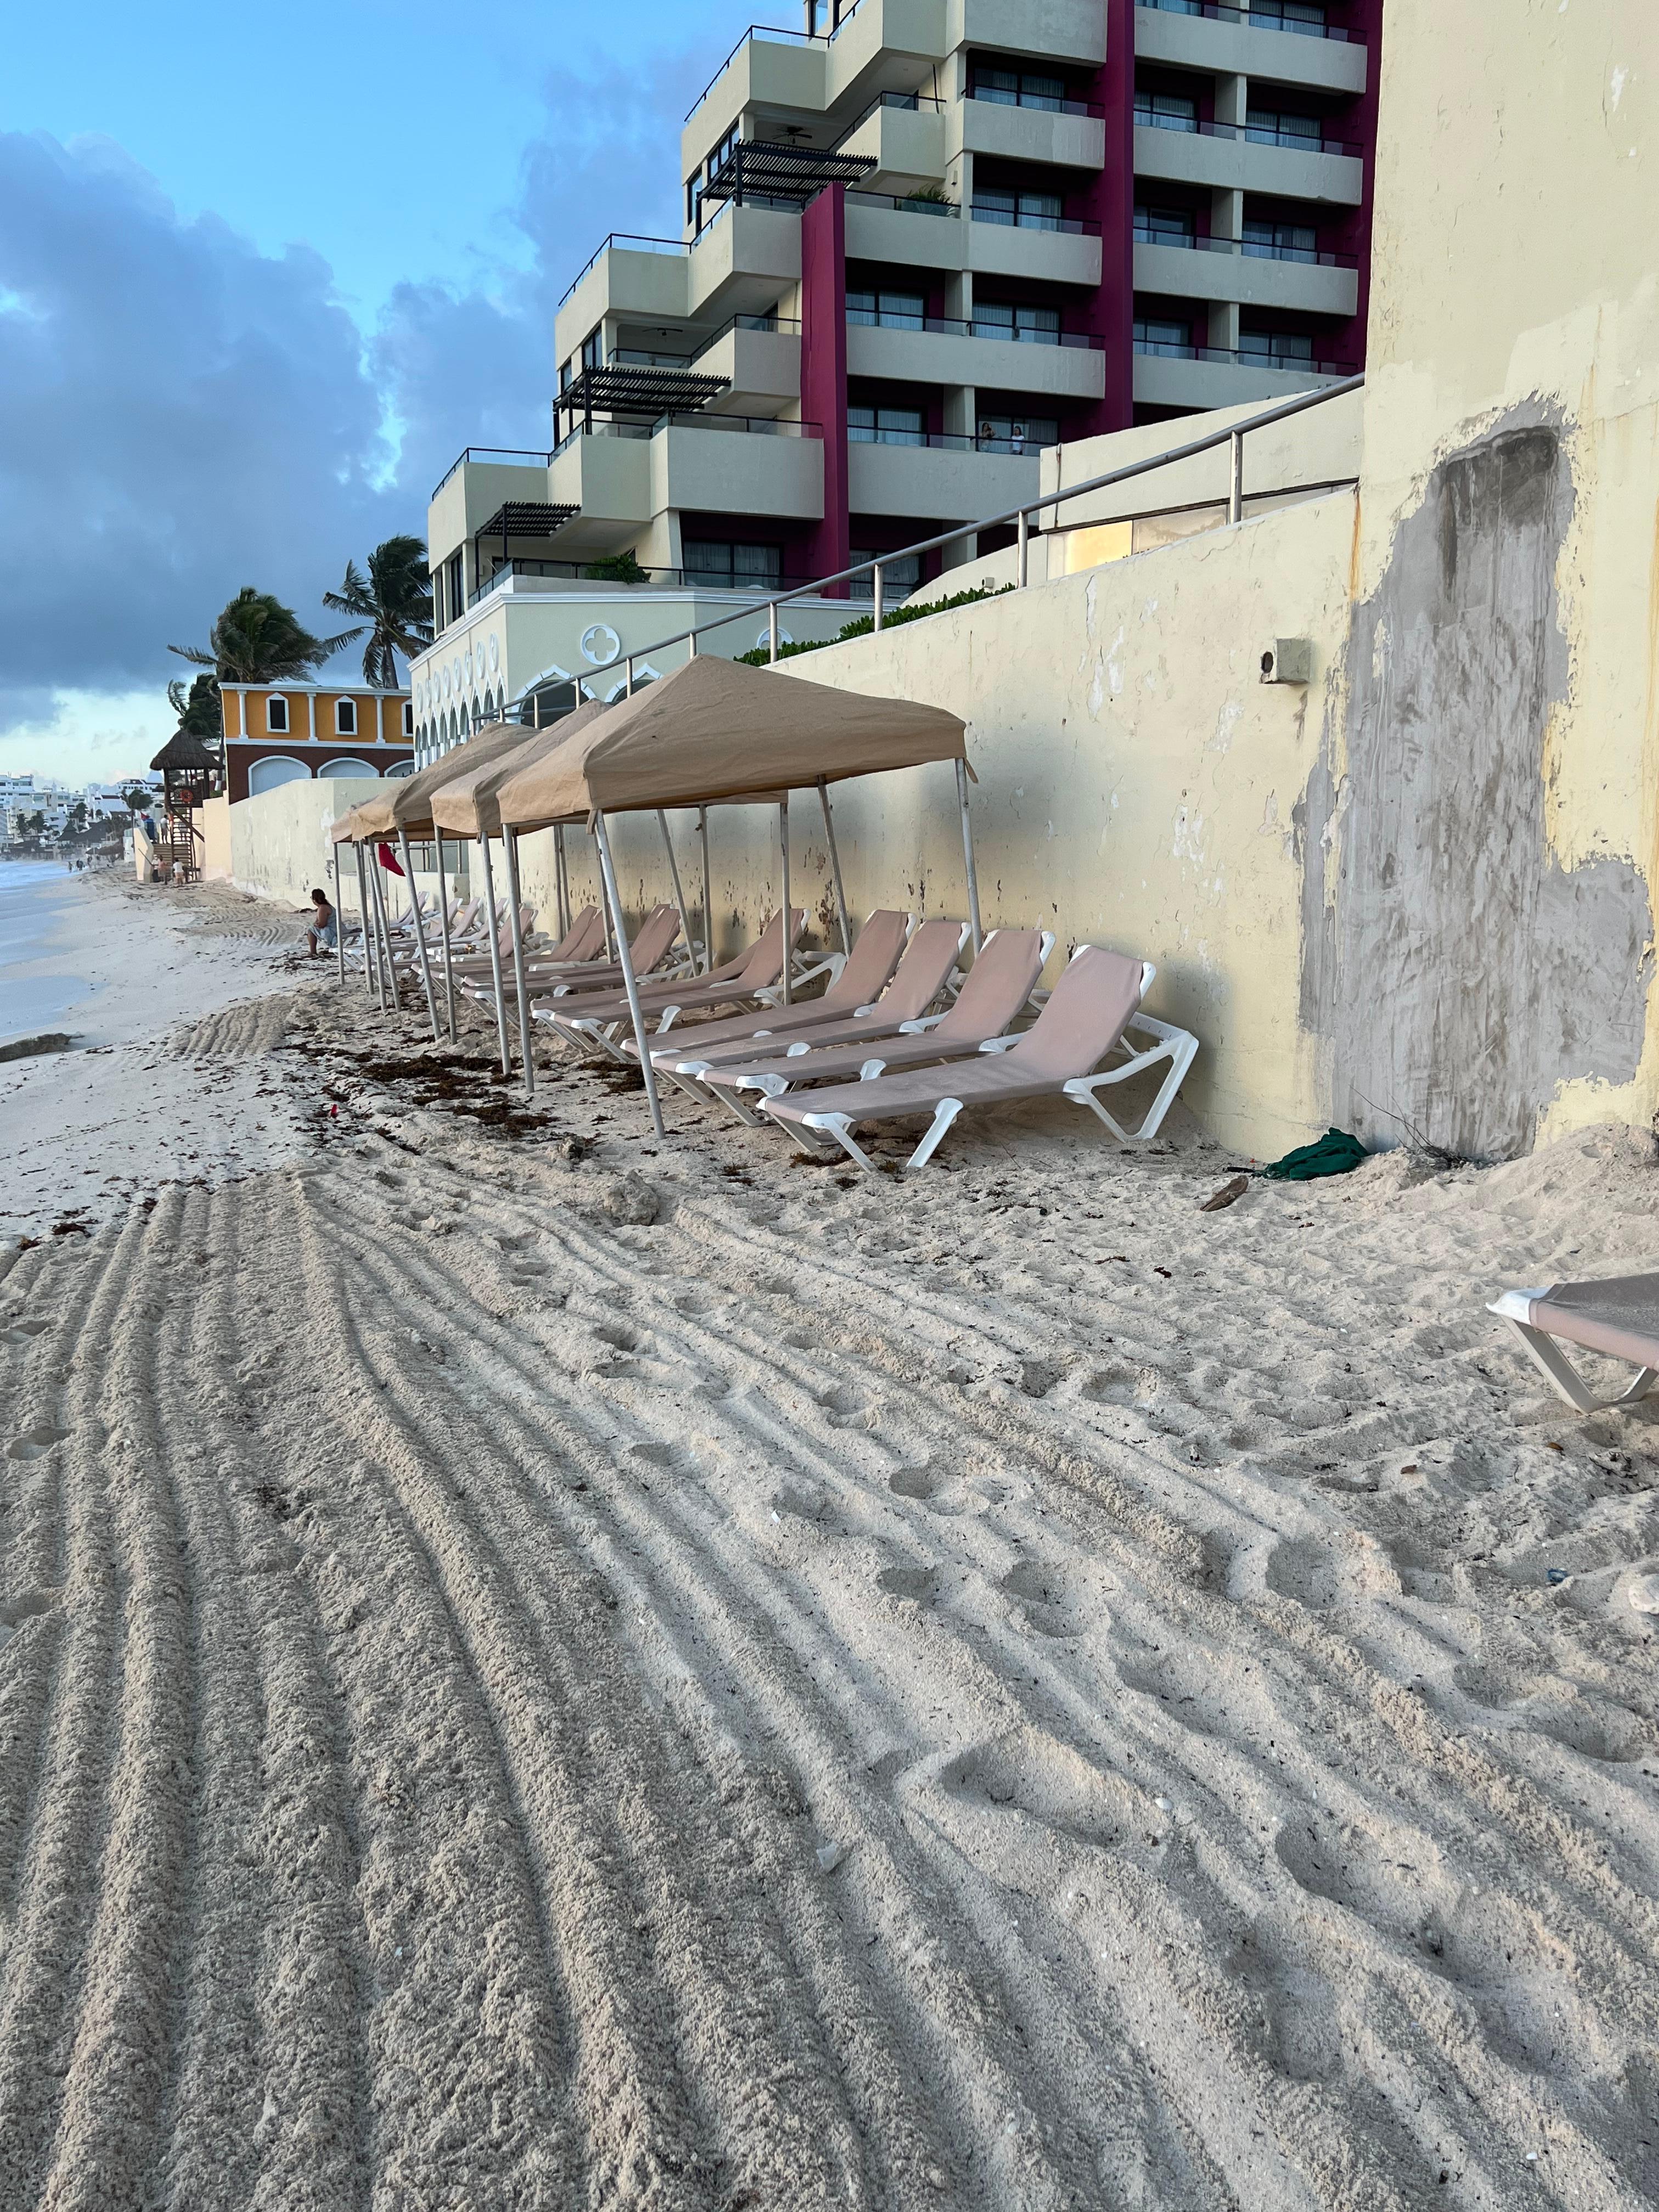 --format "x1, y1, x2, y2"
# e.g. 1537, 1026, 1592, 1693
475, 500, 578, 595
701, 140, 876, 206
556, 363, 731, 443
494, 653, 975, 1139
